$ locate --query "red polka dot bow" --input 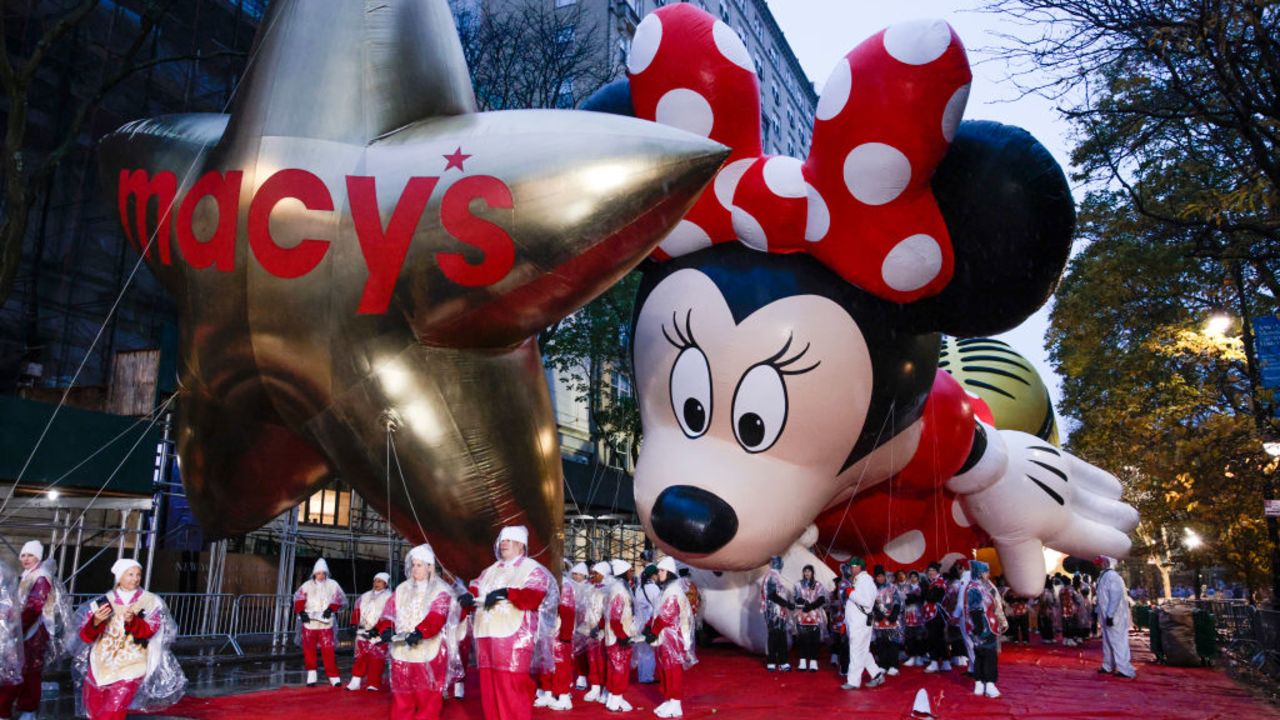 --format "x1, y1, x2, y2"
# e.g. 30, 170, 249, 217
628, 5, 972, 302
